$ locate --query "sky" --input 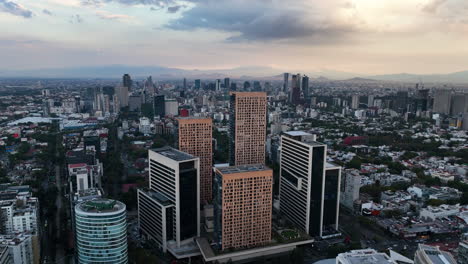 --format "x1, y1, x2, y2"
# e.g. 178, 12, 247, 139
1, 0, 468, 75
